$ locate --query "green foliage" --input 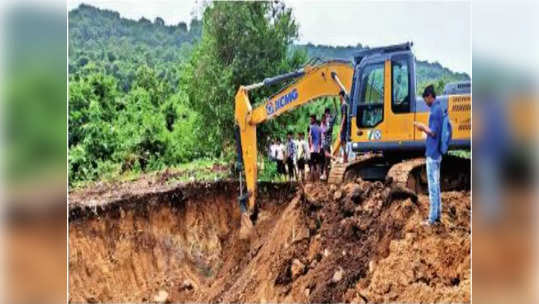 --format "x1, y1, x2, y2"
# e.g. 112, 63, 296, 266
68, 63, 205, 184
182, 1, 307, 154
69, 4, 201, 92
448, 150, 471, 159
68, 4, 206, 184
259, 157, 279, 182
